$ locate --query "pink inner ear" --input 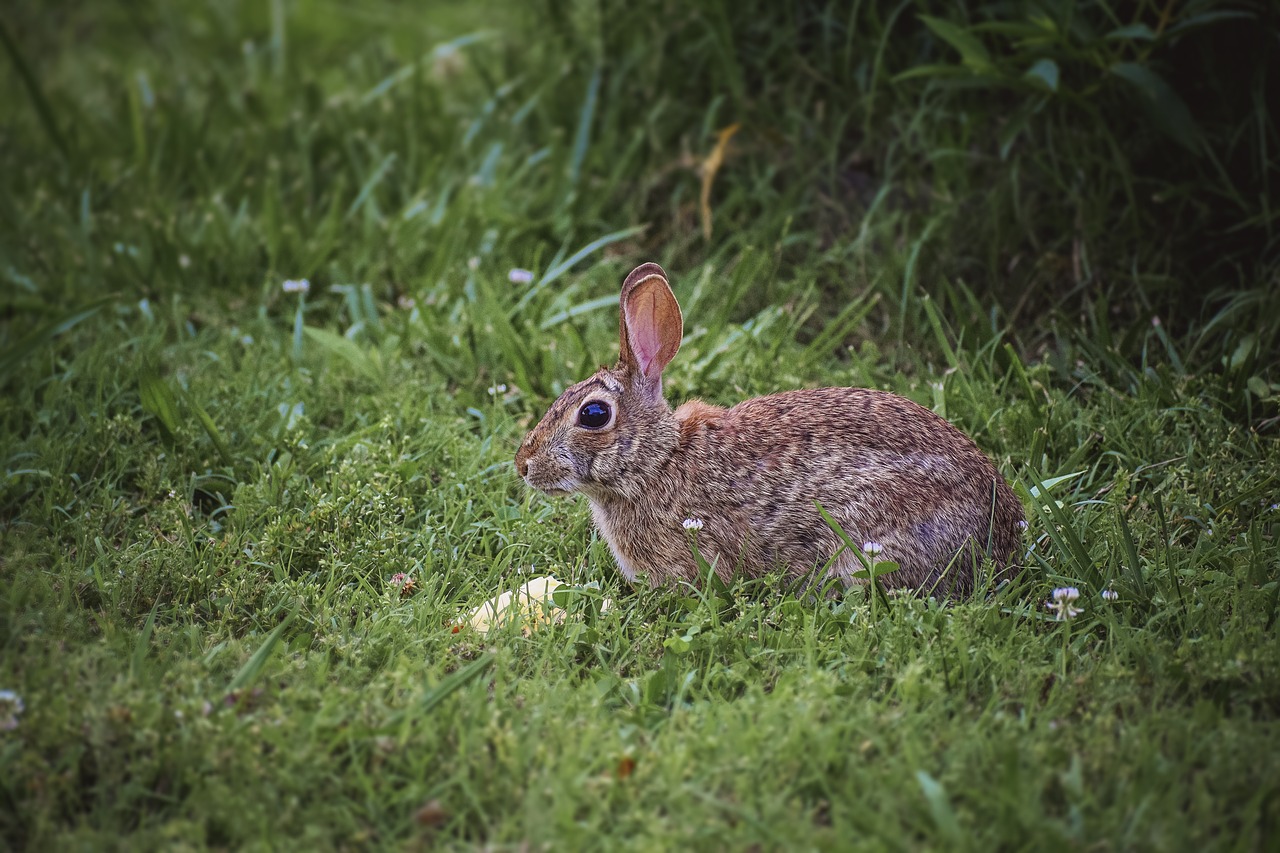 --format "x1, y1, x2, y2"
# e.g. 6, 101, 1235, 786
627, 285, 675, 379
625, 287, 666, 379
